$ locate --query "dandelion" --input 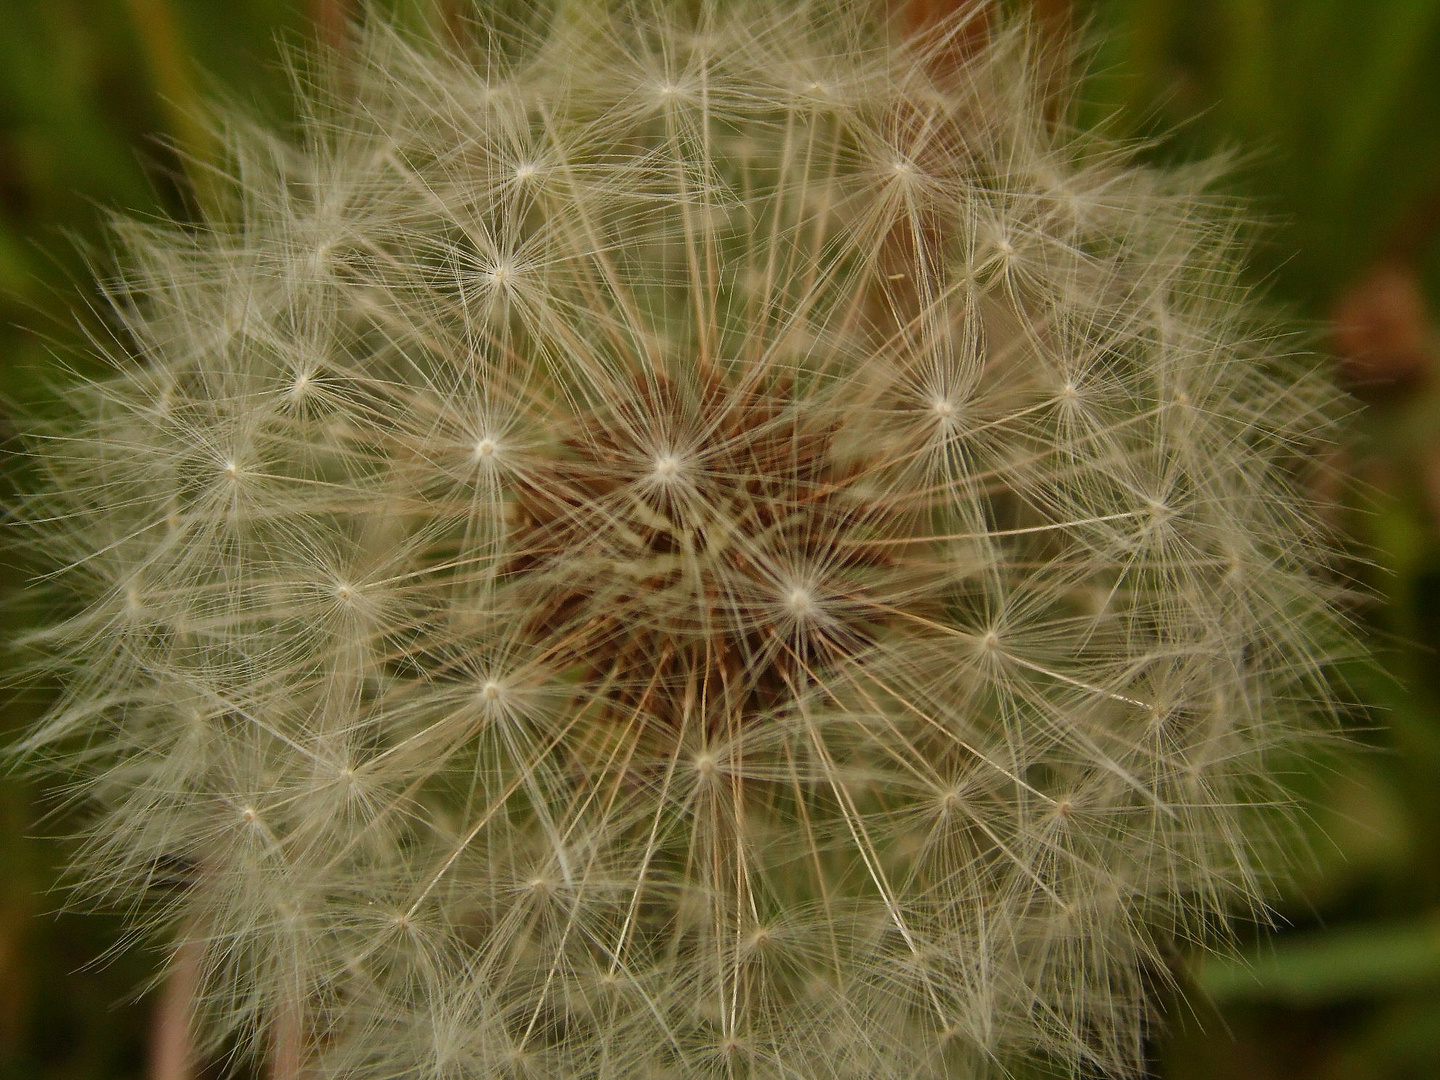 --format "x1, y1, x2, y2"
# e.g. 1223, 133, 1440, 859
12, 2, 1351, 1078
